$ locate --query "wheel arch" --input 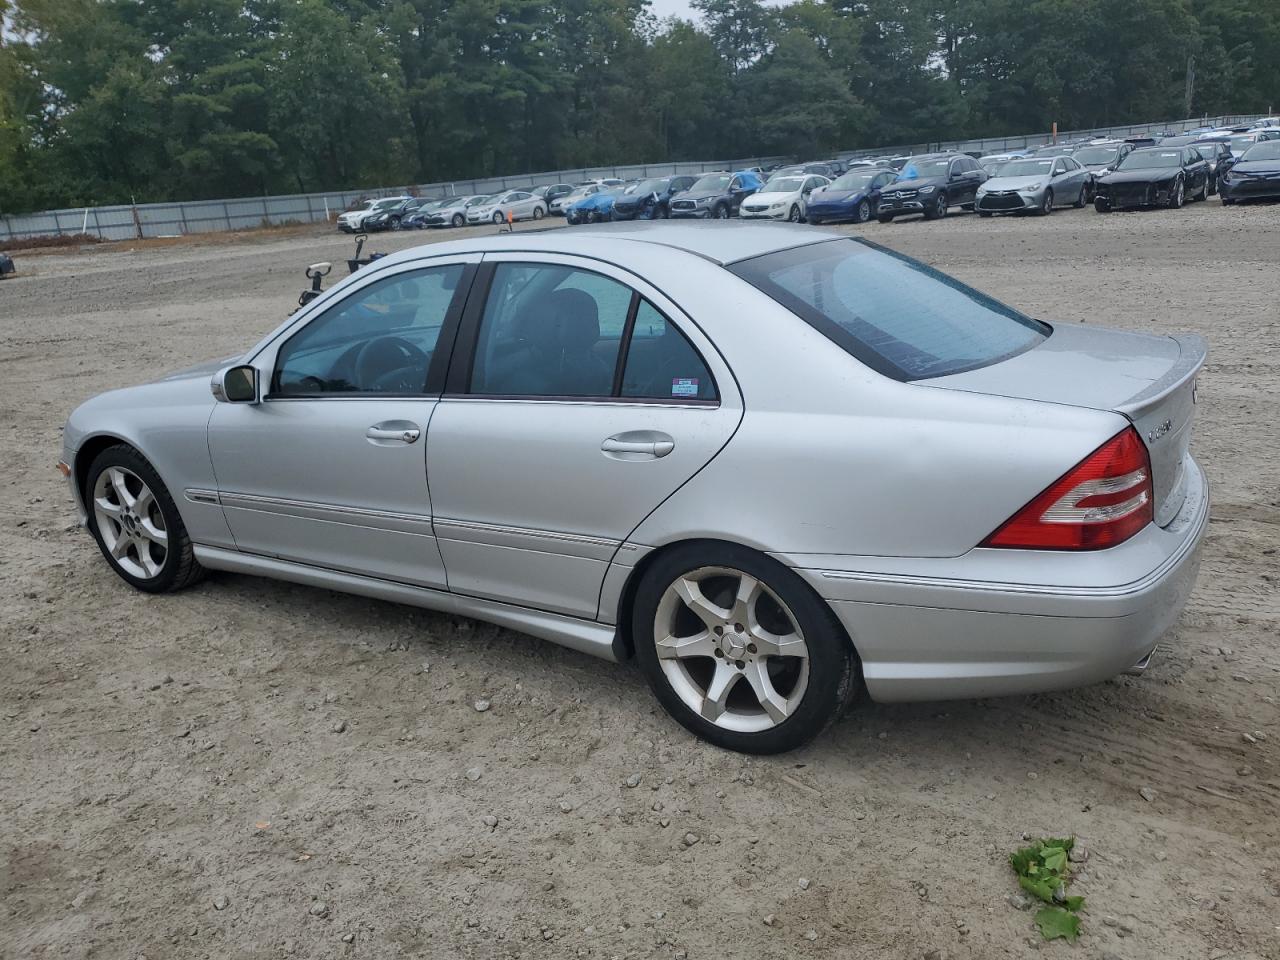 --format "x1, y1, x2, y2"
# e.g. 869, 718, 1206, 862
73, 433, 134, 510
608, 536, 863, 670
